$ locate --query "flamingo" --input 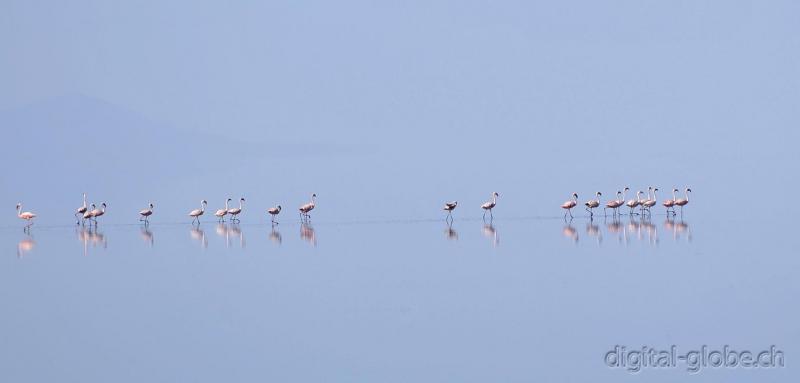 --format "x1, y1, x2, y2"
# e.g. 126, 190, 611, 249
642, 188, 658, 215
299, 194, 317, 221
228, 197, 245, 223
189, 200, 208, 224
268, 205, 282, 224
443, 201, 458, 221
75, 193, 88, 225
16, 203, 37, 230
481, 192, 499, 220
83, 203, 96, 223
584, 191, 601, 217
561, 193, 578, 219
626, 190, 643, 215
639, 187, 653, 215
89, 203, 106, 225
139, 203, 154, 224
215, 198, 231, 222
663, 189, 677, 216
605, 191, 624, 216
674, 188, 692, 214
